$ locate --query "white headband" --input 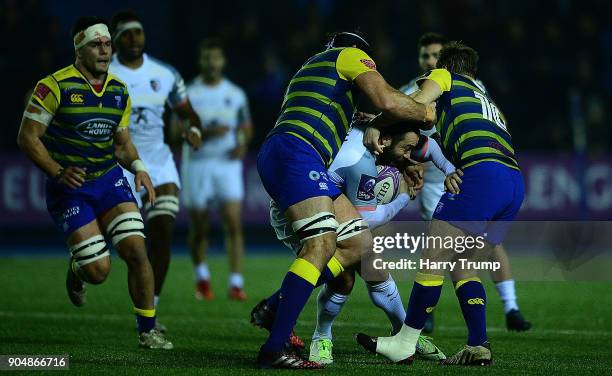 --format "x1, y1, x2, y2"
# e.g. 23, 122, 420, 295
73, 23, 111, 49
113, 21, 143, 41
